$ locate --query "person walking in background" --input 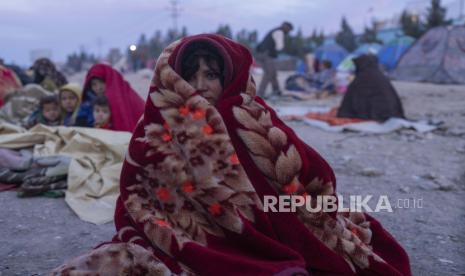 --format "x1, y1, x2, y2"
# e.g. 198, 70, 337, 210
256, 21, 293, 98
